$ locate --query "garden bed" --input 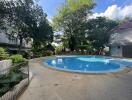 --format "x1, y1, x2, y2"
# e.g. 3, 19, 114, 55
0, 72, 33, 100
0, 61, 30, 99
